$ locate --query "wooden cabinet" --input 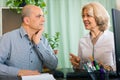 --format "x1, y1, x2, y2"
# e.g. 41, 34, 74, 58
0, 8, 21, 35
